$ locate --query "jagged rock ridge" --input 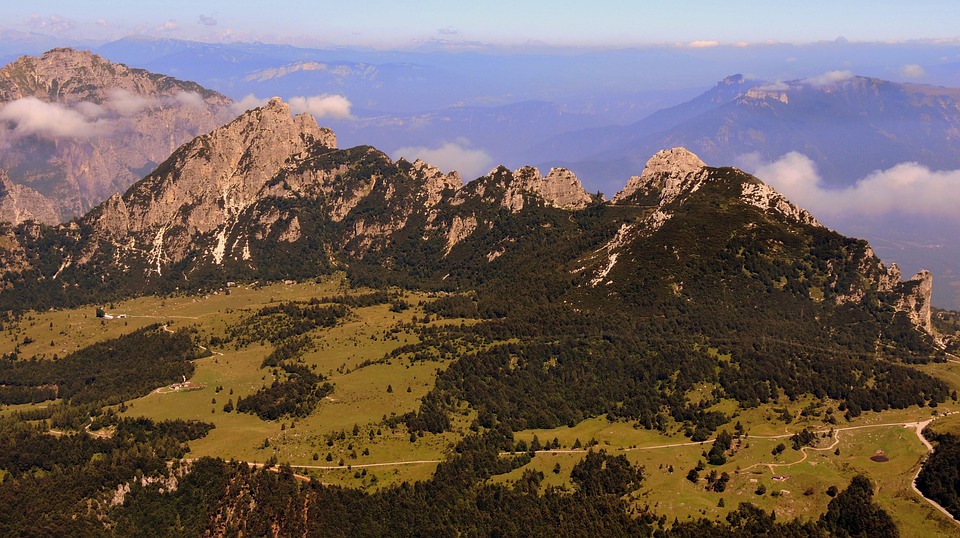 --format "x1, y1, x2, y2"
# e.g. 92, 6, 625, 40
0, 105, 935, 340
